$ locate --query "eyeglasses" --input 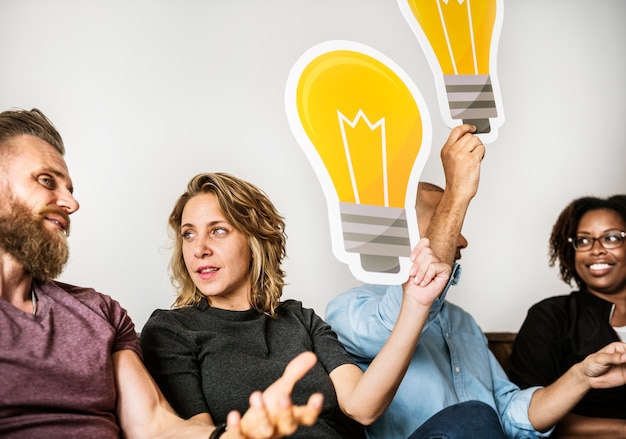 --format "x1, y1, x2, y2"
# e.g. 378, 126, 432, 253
568, 231, 626, 251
